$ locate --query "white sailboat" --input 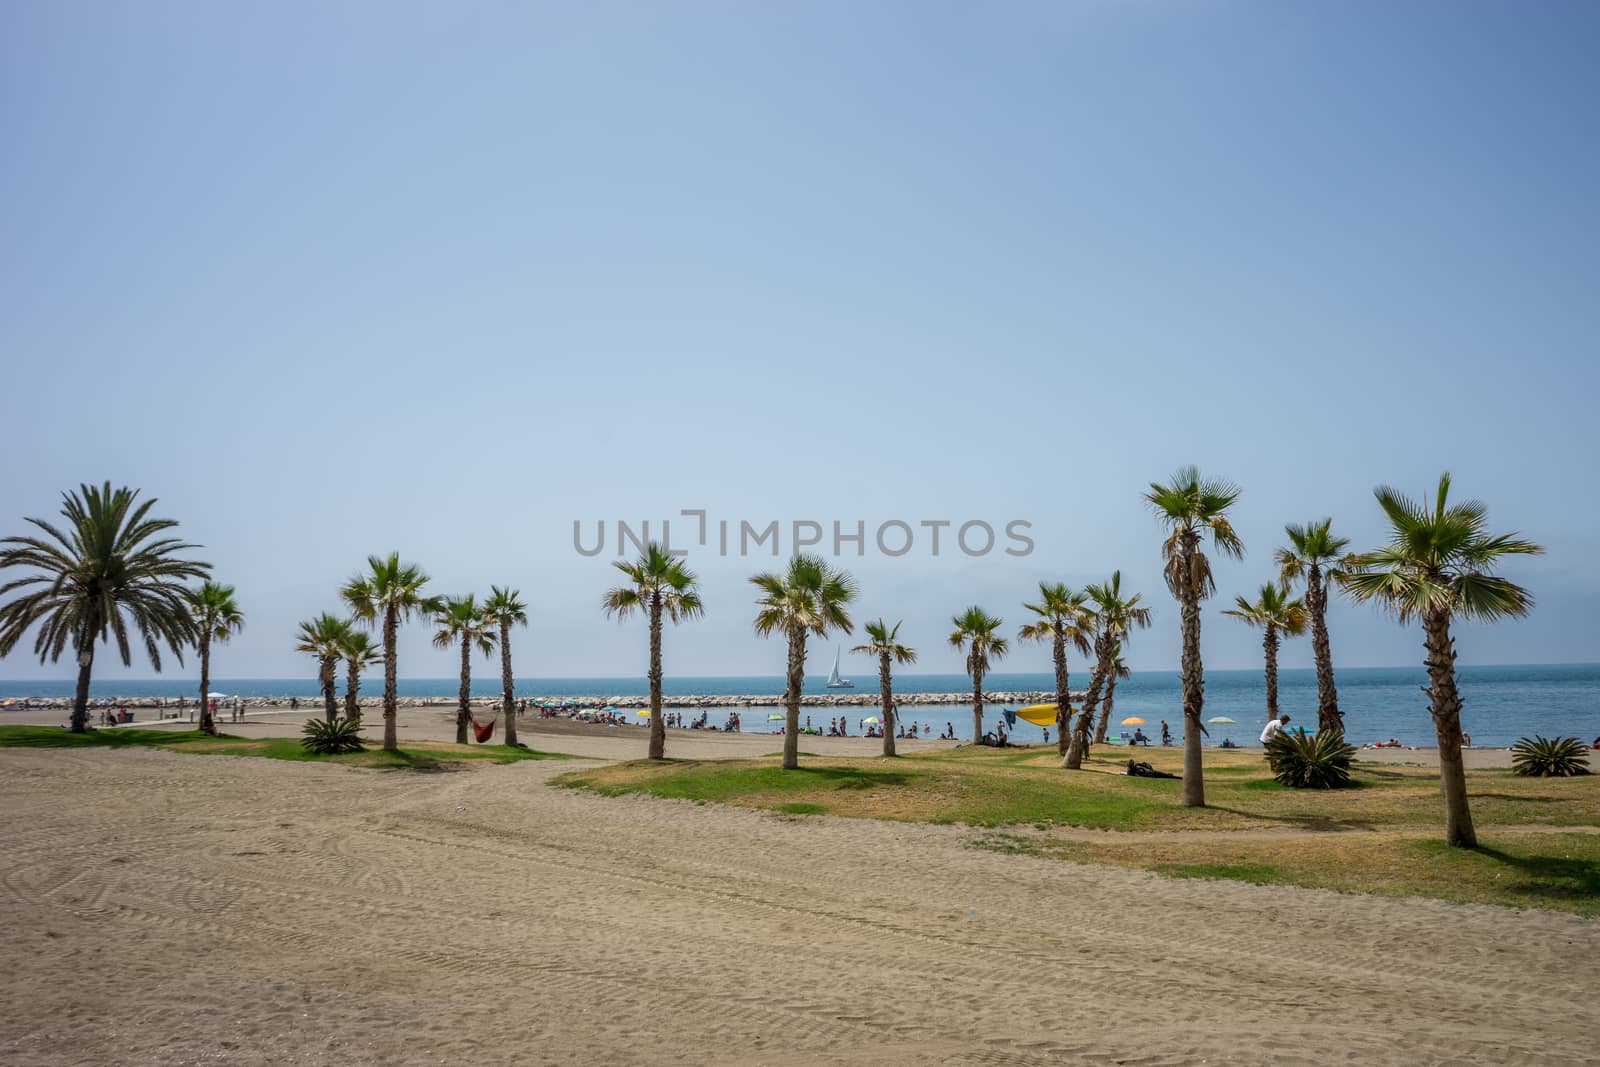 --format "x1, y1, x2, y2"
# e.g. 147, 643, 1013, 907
825, 647, 854, 689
